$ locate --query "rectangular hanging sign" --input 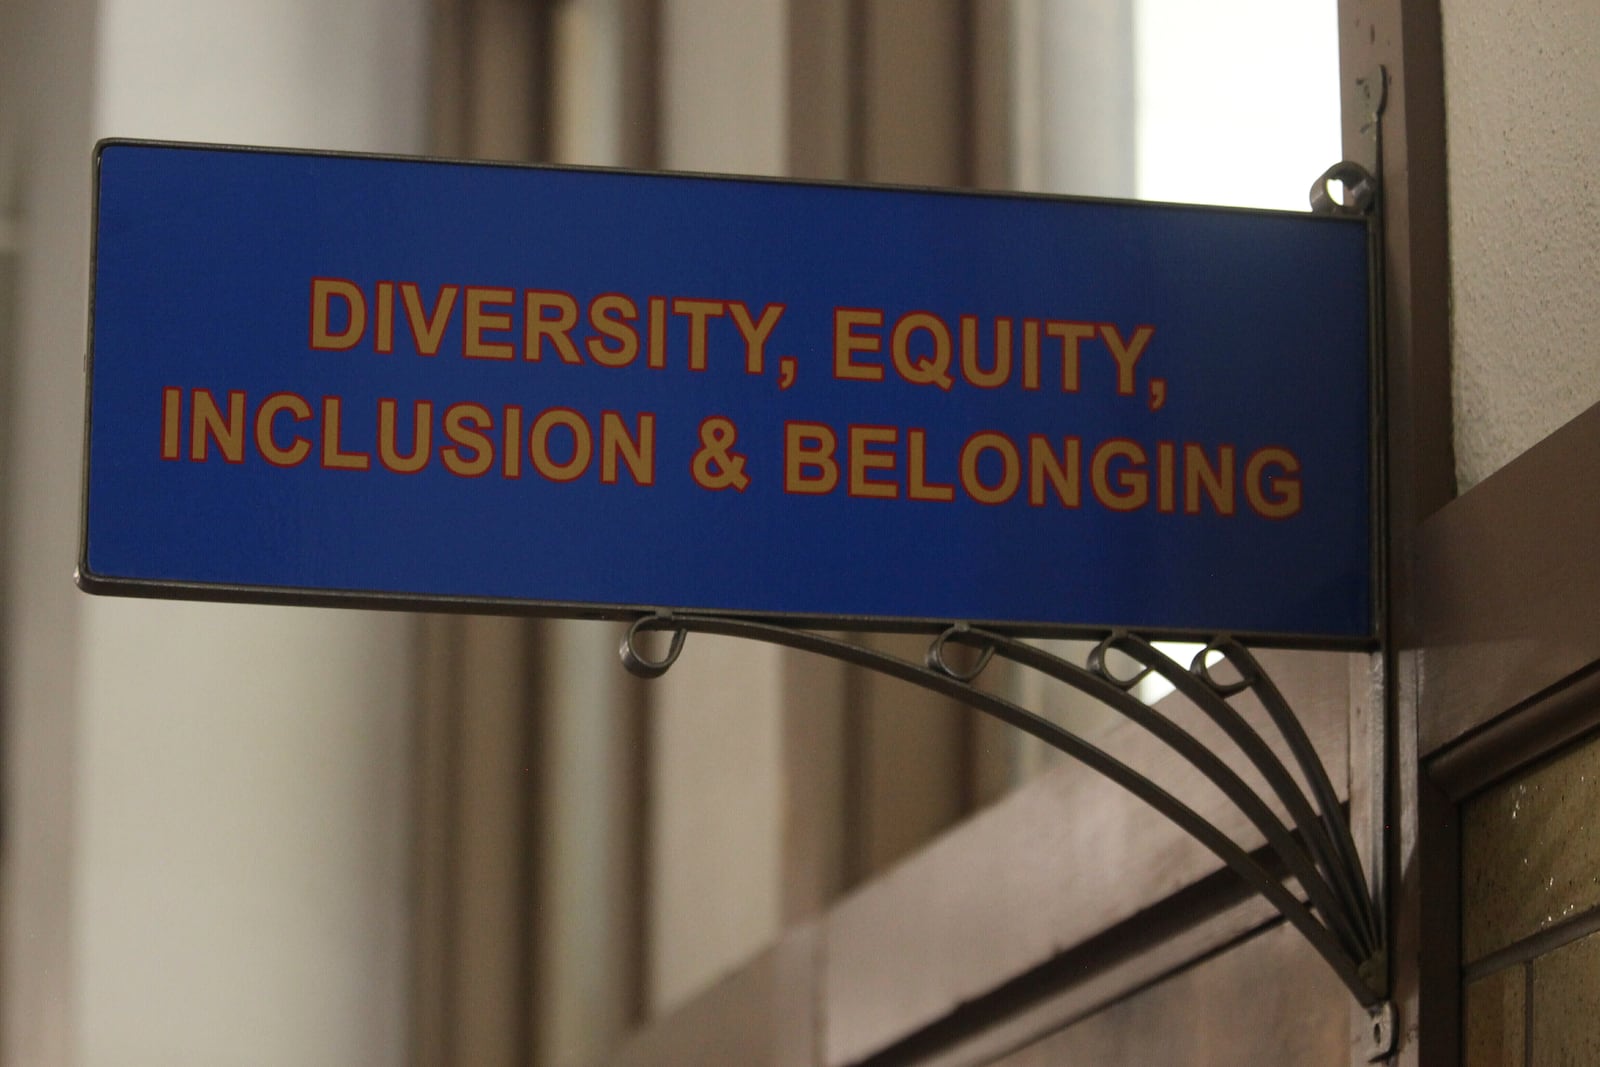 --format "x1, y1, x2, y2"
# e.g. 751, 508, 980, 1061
81, 140, 1375, 644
